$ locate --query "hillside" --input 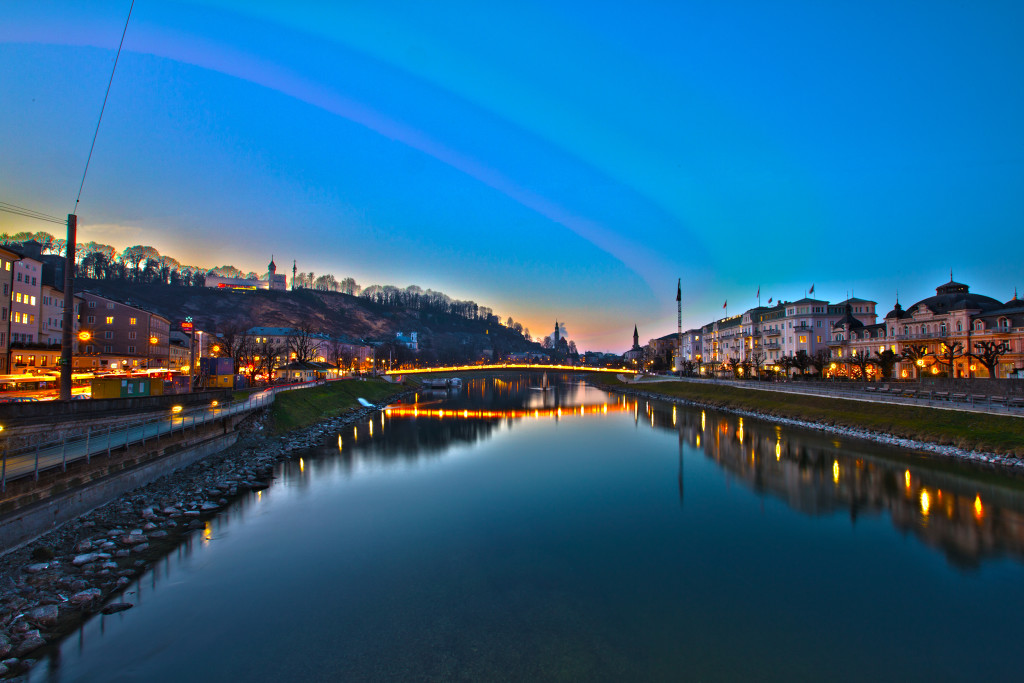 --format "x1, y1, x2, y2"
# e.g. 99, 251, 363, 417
75, 279, 541, 362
